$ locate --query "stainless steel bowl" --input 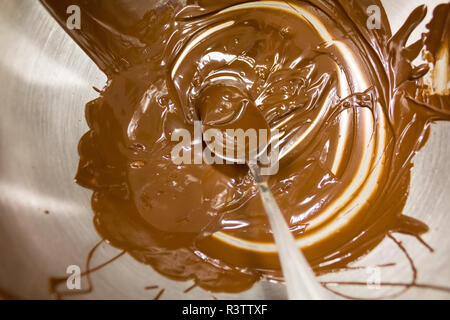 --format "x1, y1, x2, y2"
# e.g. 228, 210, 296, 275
0, 0, 449, 299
